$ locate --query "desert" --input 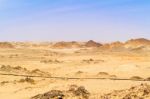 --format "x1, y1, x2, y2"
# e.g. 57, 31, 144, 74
1, 0, 150, 98
0, 38, 149, 99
